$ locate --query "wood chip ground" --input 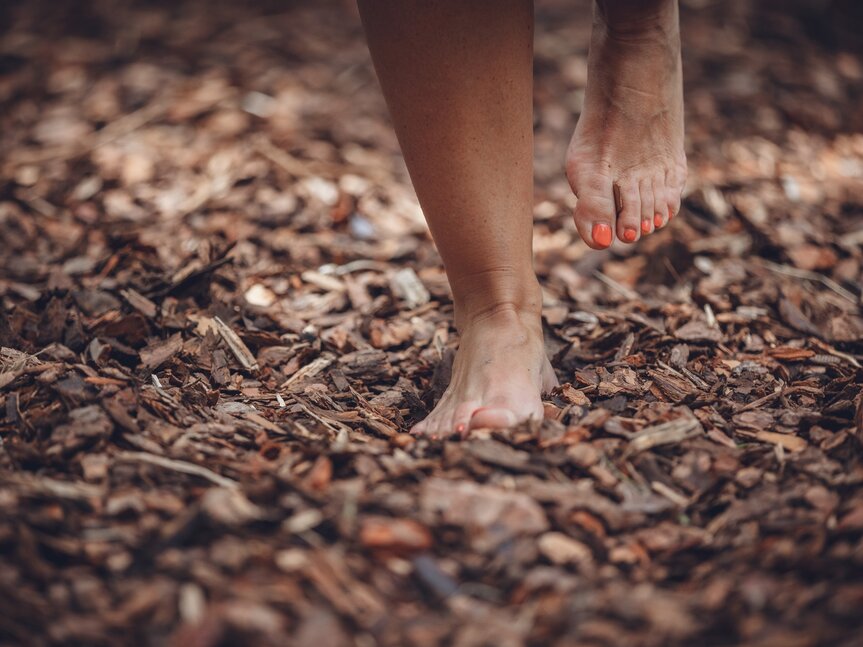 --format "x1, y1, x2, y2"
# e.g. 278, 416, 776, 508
1, 0, 862, 645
